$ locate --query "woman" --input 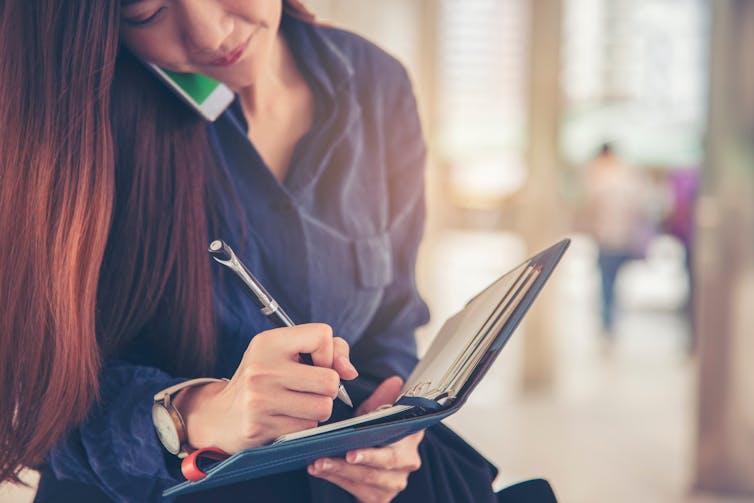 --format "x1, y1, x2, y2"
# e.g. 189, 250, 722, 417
0, 1, 502, 501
